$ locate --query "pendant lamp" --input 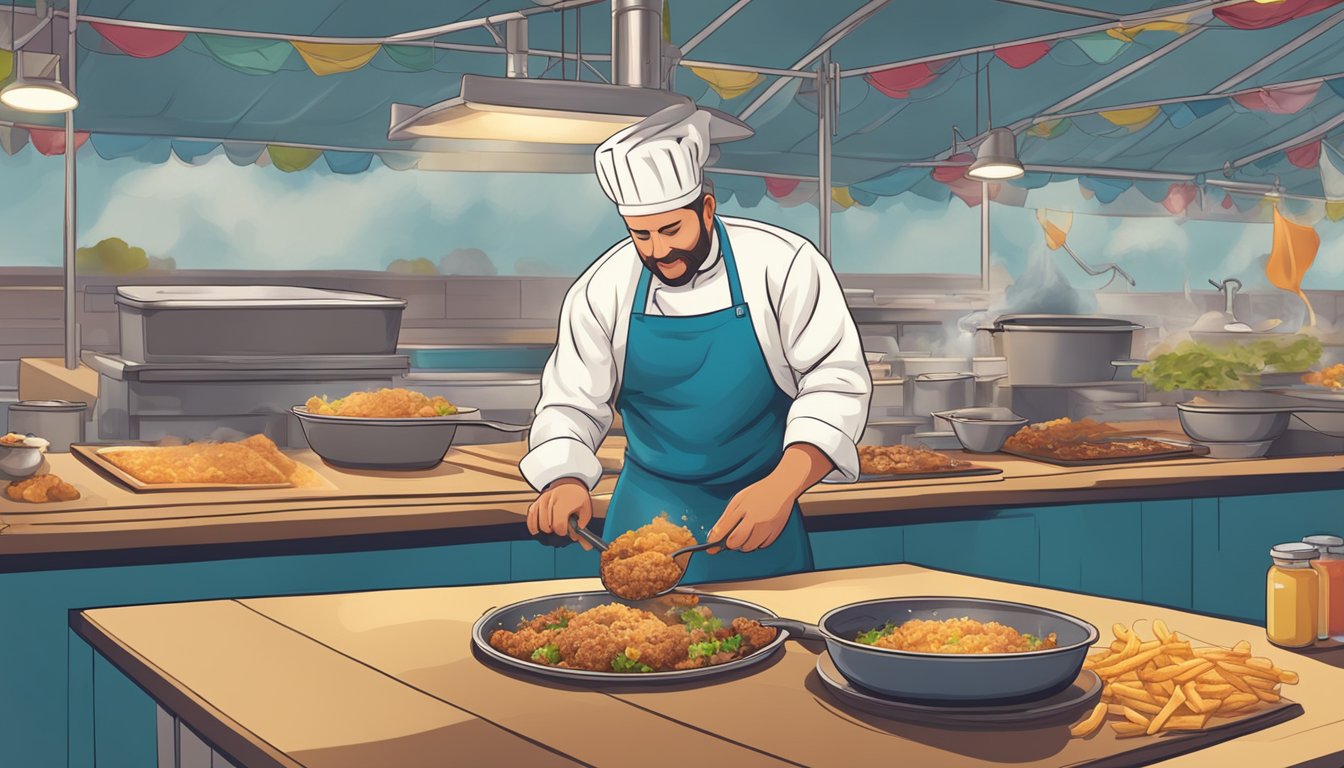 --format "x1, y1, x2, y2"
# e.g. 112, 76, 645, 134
0, 7, 77, 114
967, 54, 1023, 180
